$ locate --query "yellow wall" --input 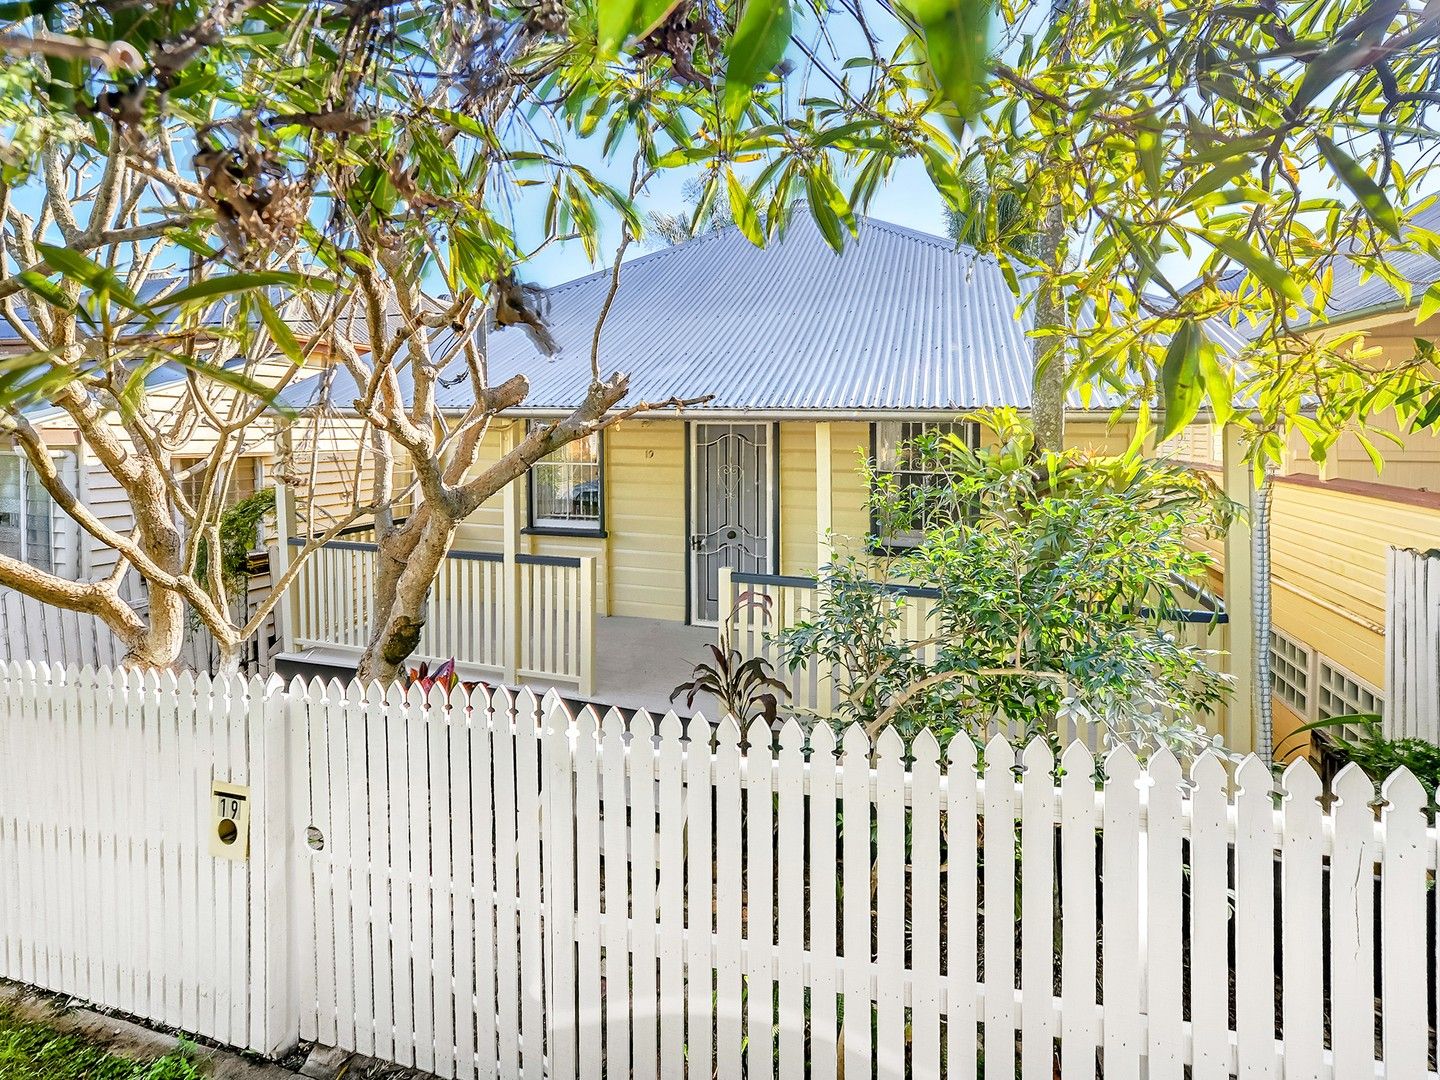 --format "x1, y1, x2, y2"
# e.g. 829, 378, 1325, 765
1196, 474, 1440, 690
451, 414, 1147, 623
